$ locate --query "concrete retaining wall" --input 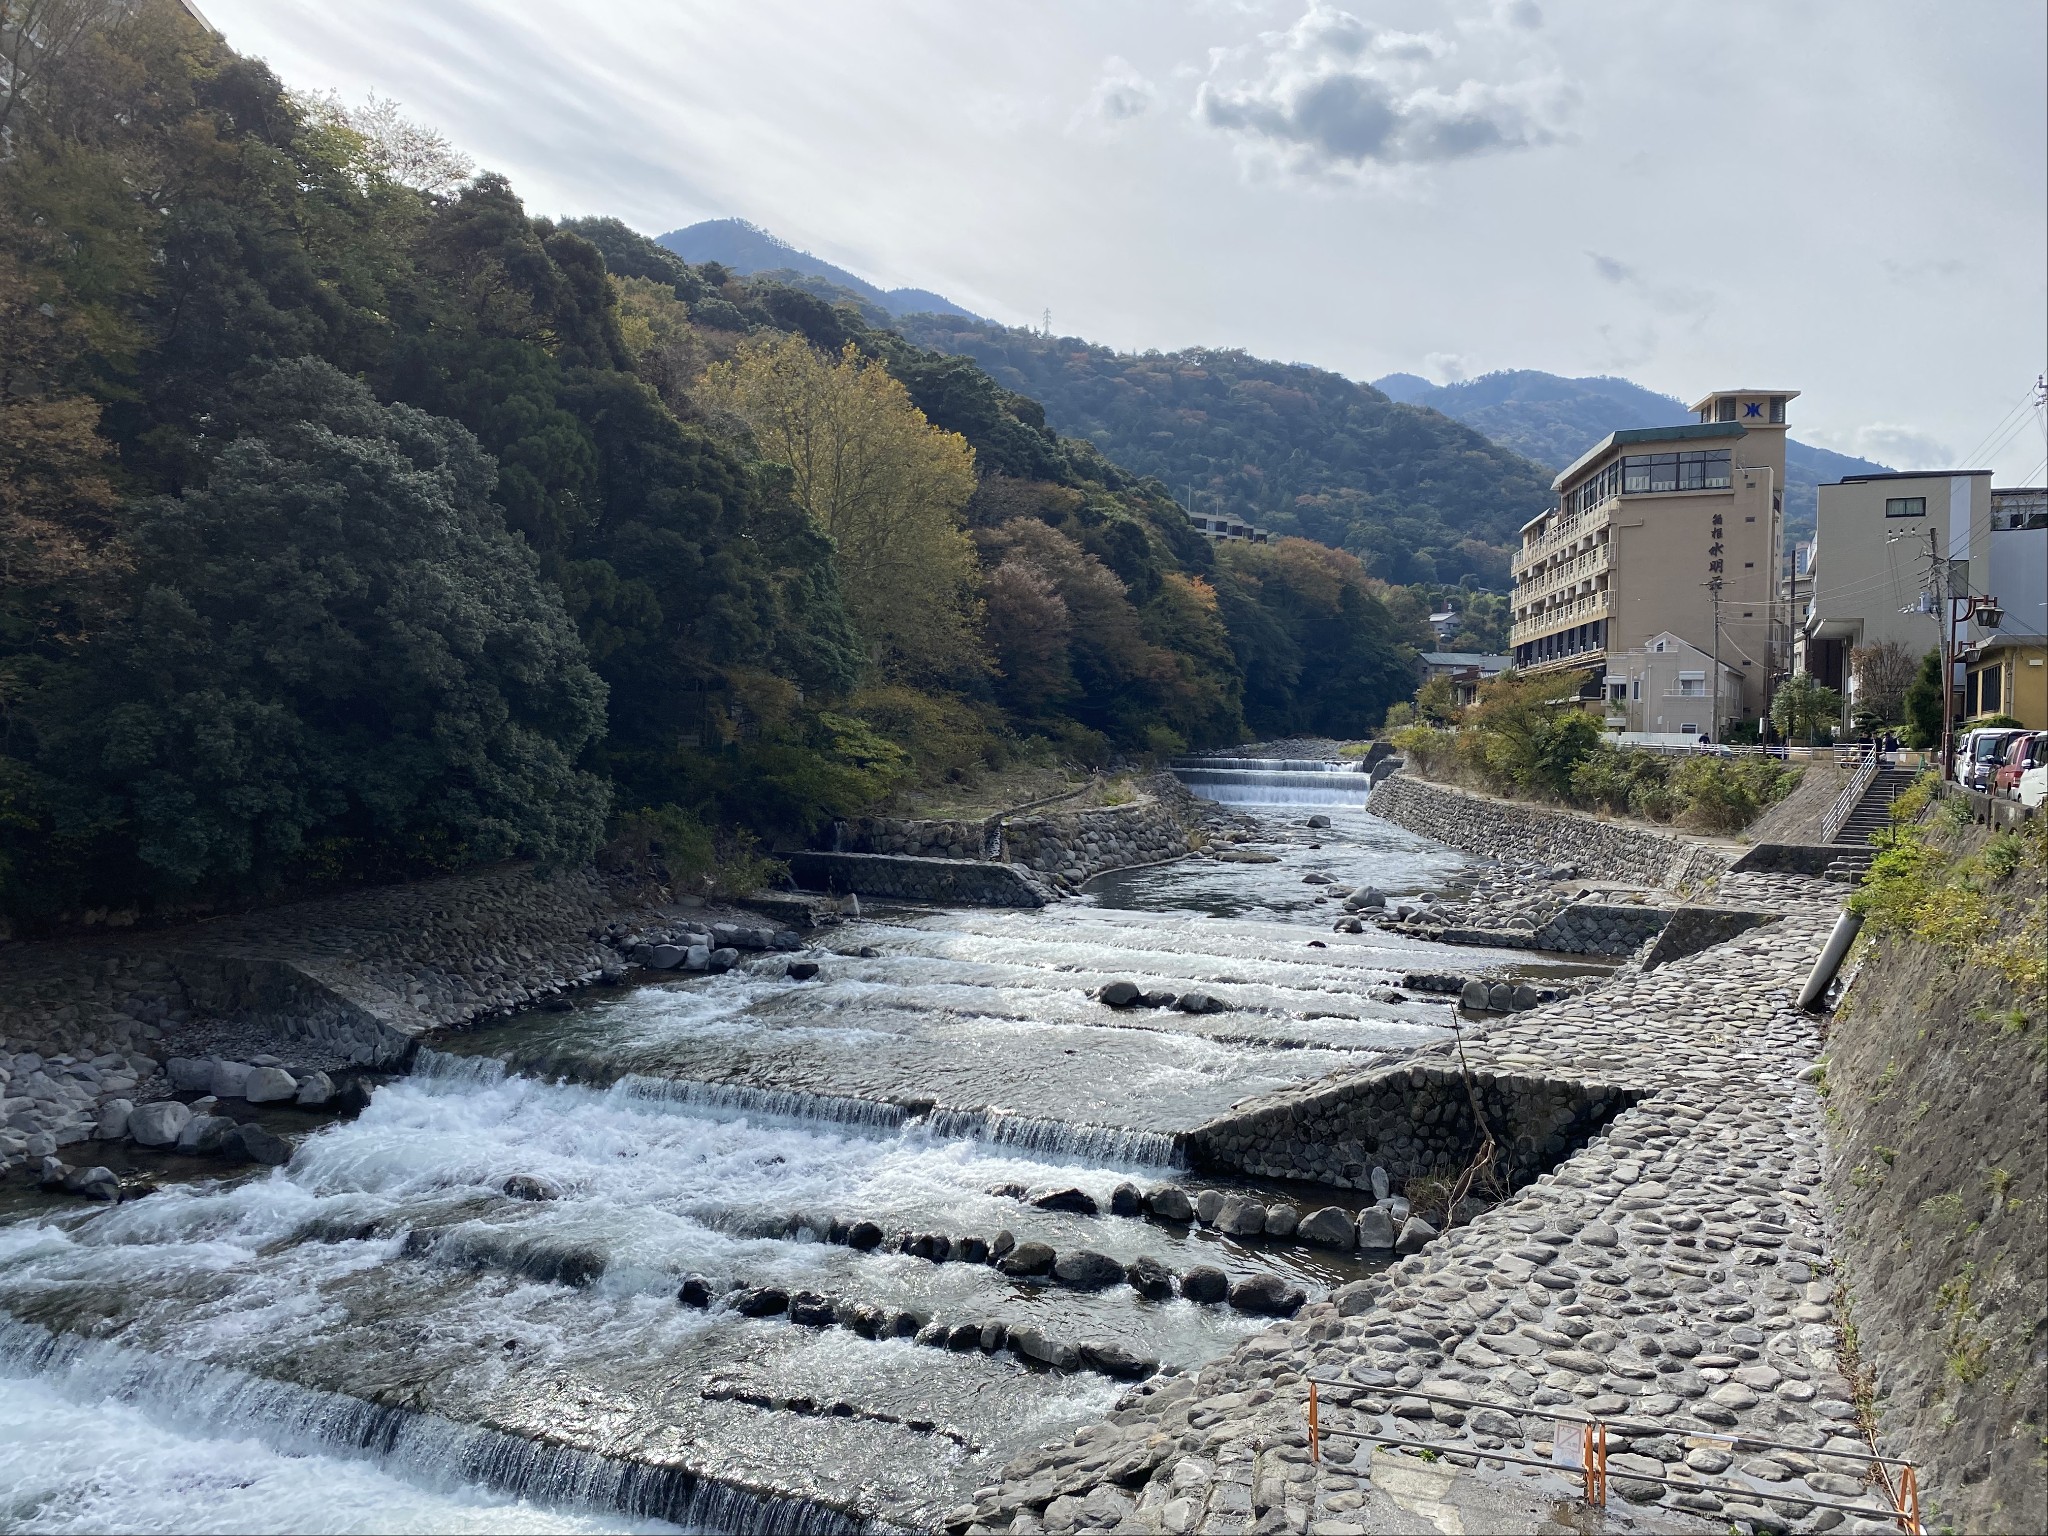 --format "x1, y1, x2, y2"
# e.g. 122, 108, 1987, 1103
784, 852, 1049, 908
1366, 774, 1731, 892
1187, 1061, 1637, 1191
1639, 906, 1781, 971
